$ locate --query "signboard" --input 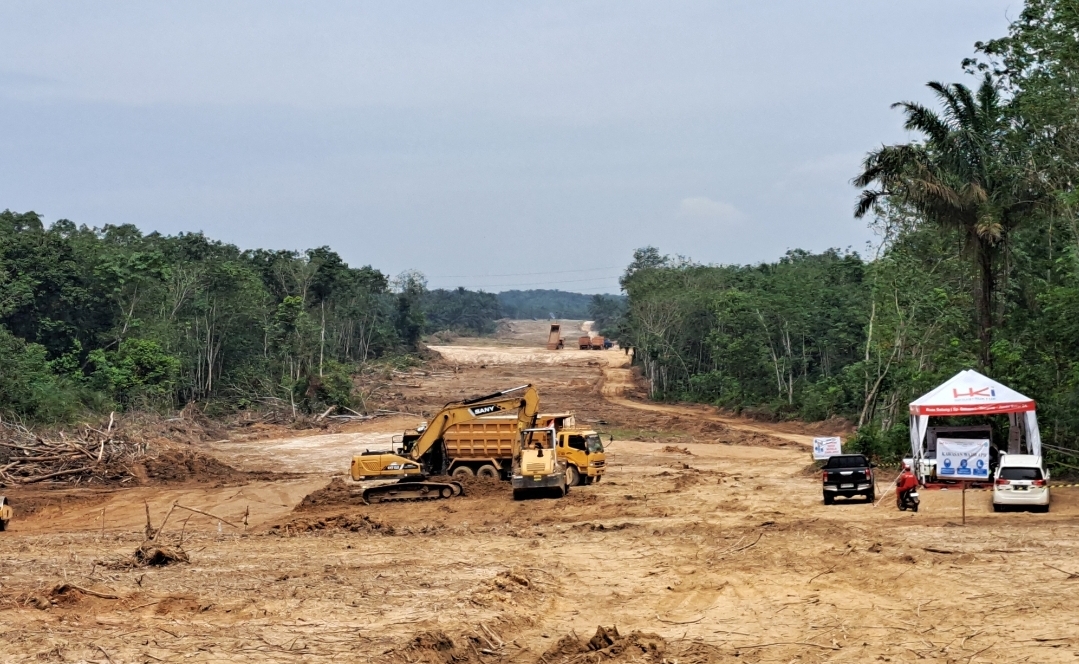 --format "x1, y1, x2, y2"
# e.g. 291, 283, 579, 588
812, 437, 843, 460
936, 438, 990, 480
